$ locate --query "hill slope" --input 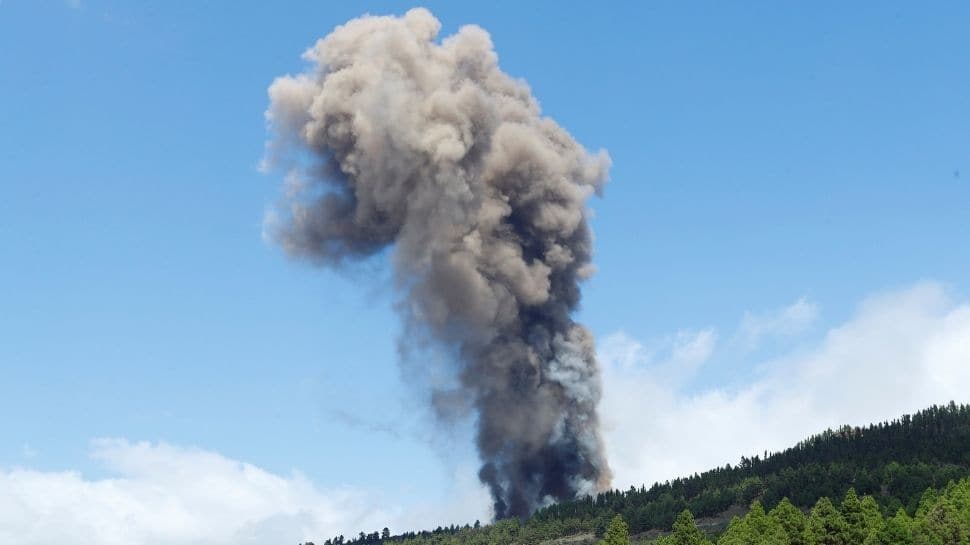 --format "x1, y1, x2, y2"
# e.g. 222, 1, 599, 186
309, 402, 970, 545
